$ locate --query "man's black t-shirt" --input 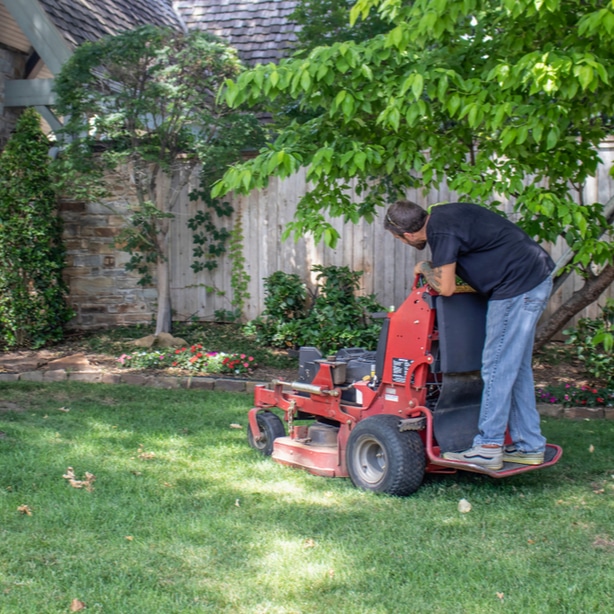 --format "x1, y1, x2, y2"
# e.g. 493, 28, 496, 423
427, 203, 554, 299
